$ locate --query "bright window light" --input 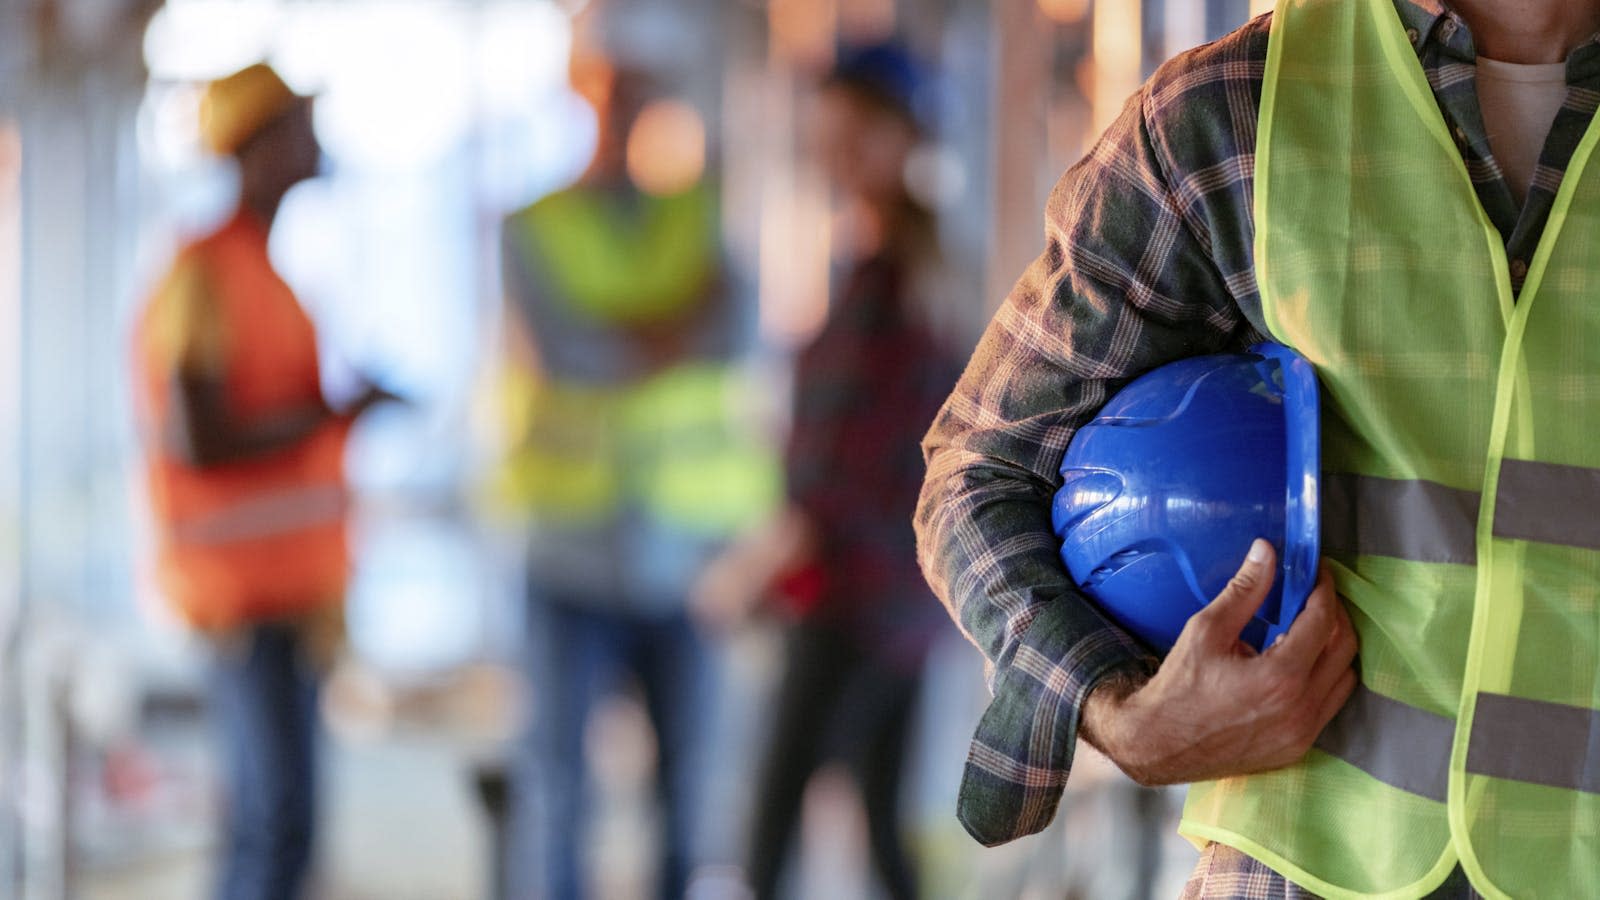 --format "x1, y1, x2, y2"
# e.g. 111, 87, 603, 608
142, 0, 282, 82
298, 3, 475, 171
477, 1, 573, 118
142, 0, 573, 171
